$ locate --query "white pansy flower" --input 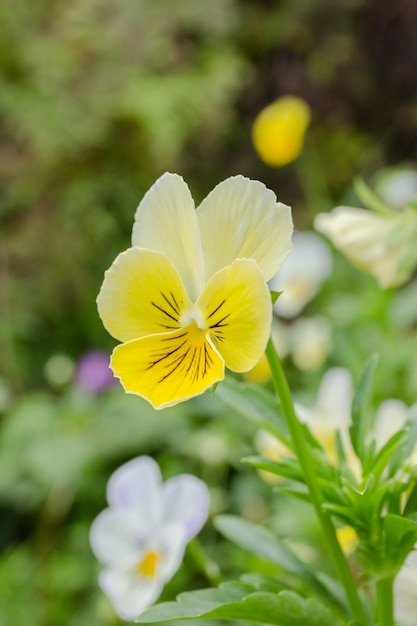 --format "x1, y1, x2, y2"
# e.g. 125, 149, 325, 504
289, 316, 332, 371
90, 456, 210, 621
315, 205, 417, 288
394, 549, 417, 626
270, 231, 332, 319
295, 367, 359, 476
374, 166, 417, 210
256, 368, 358, 478
373, 398, 408, 451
